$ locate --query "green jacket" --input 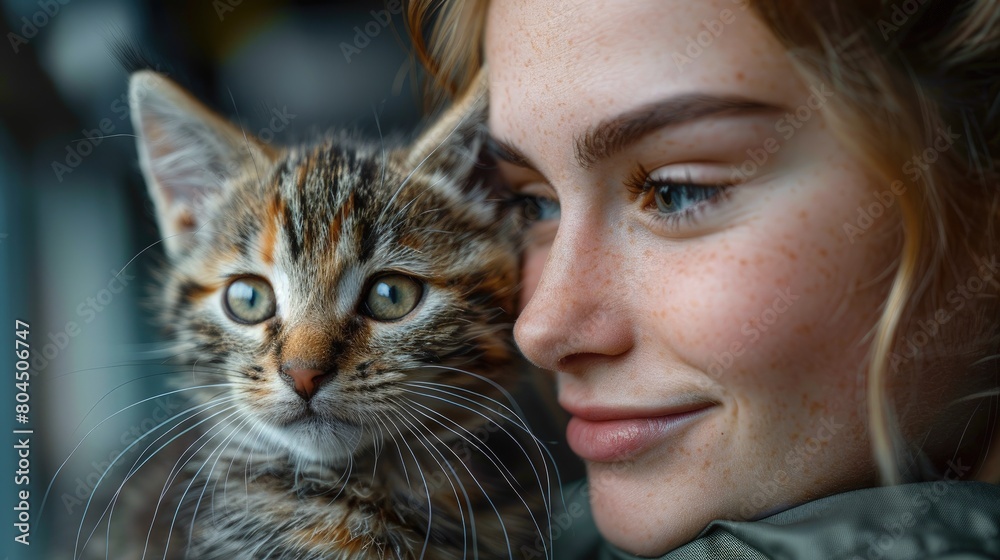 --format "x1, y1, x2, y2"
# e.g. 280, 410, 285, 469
550, 480, 1000, 559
